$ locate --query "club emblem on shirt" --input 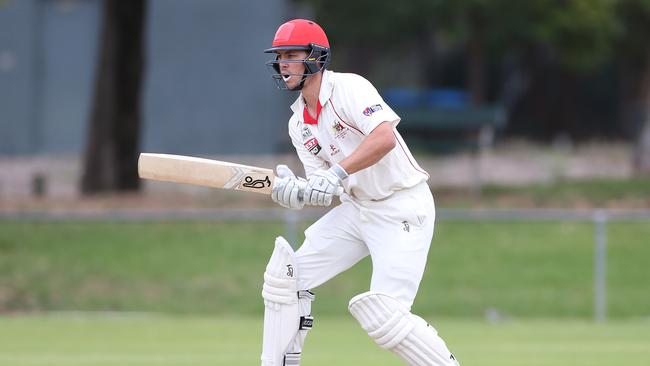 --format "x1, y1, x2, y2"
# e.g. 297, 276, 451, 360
304, 137, 322, 155
331, 120, 348, 140
362, 103, 383, 116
